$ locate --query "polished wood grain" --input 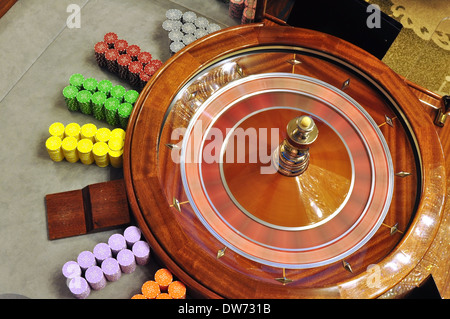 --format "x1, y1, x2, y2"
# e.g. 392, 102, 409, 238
124, 24, 447, 298
45, 179, 130, 240
0, 0, 16, 19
